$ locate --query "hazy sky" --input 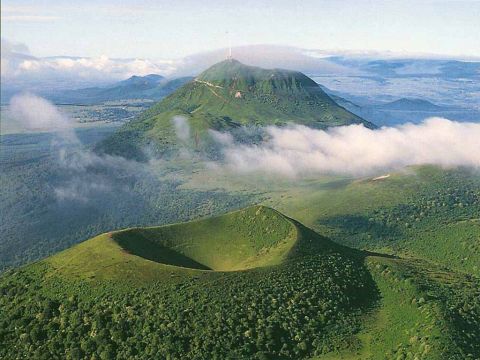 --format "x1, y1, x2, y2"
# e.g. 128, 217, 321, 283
2, 0, 480, 59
